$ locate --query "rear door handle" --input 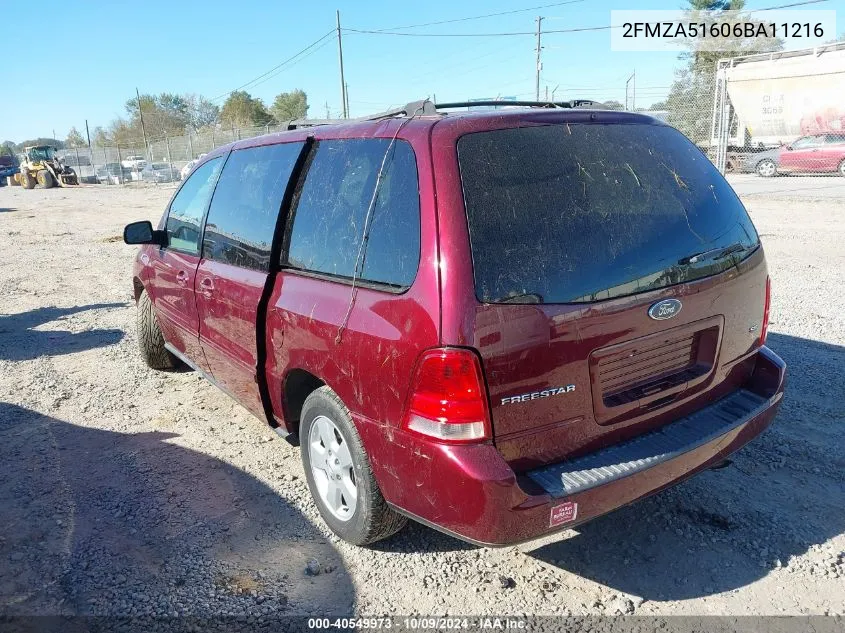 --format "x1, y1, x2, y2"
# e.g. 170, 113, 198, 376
176, 270, 189, 285
199, 277, 215, 297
